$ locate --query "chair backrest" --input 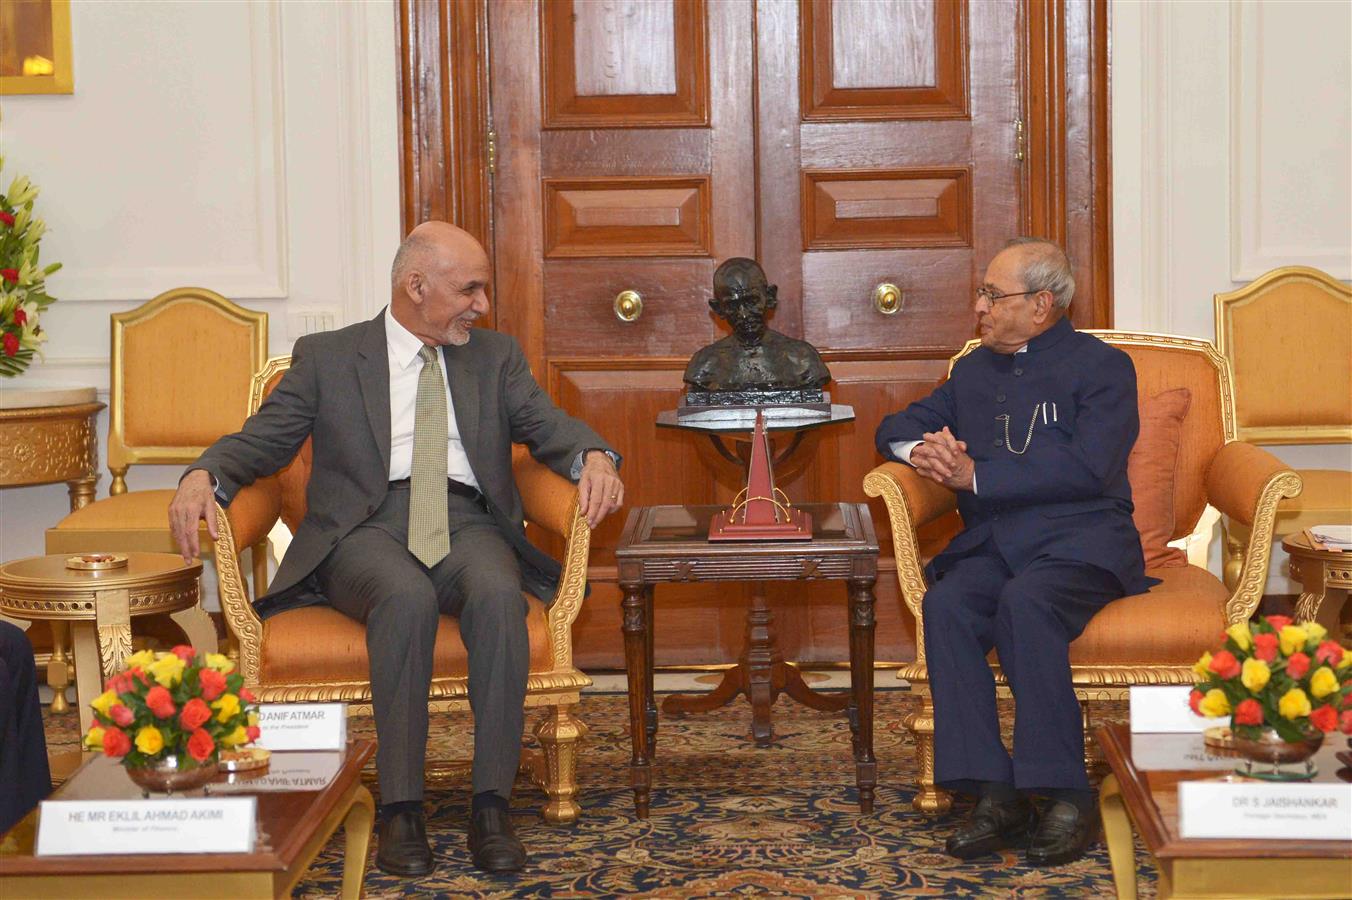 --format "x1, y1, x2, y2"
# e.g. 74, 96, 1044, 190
1214, 266, 1352, 445
949, 331, 1234, 540
109, 287, 268, 472
250, 356, 311, 535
